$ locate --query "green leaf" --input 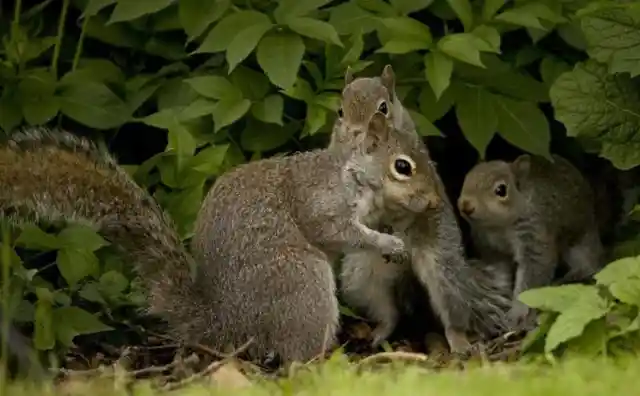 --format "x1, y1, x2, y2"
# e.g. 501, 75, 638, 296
328, 2, 378, 36
539, 56, 572, 86
580, 5, 640, 78
454, 85, 497, 158
445, 0, 474, 31
229, 66, 271, 101
167, 124, 197, 172
437, 33, 489, 67
379, 17, 432, 43
188, 144, 229, 174
594, 256, 640, 306
53, 307, 113, 347
342, 33, 365, 65
389, 0, 435, 15
57, 248, 100, 286
179, 0, 230, 40
519, 284, 600, 313
257, 32, 305, 90
424, 51, 453, 100
98, 271, 130, 299
79, 282, 107, 305
58, 78, 130, 130
482, 0, 505, 20
281, 77, 315, 103
419, 83, 455, 121
408, 110, 442, 136
34, 299, 54, 350
305, 103, 328, 135
455, 54, 549, 102
17, 69, 59, 125
287, 17, 343, 47
197, 11, 270, 53
0, 87, 23, 133
83, 0, 116, 18
226, 18, 274, 73
184, 76, 242, 100
240, 119, 297, 152
212, 98, 251, 132
16, 225, 60, 251
108, 0, 175, 24
377, 40, 430, 54
494, 95, 551, 159
495, 2, 565, 30
273, 0, 333, 23
549, 60, 640, 170
543, 290, 610, 353
251, 94, 284, 125
314, 92, 341, 112
58, 224, 108, 251
471, 25, 501, 53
